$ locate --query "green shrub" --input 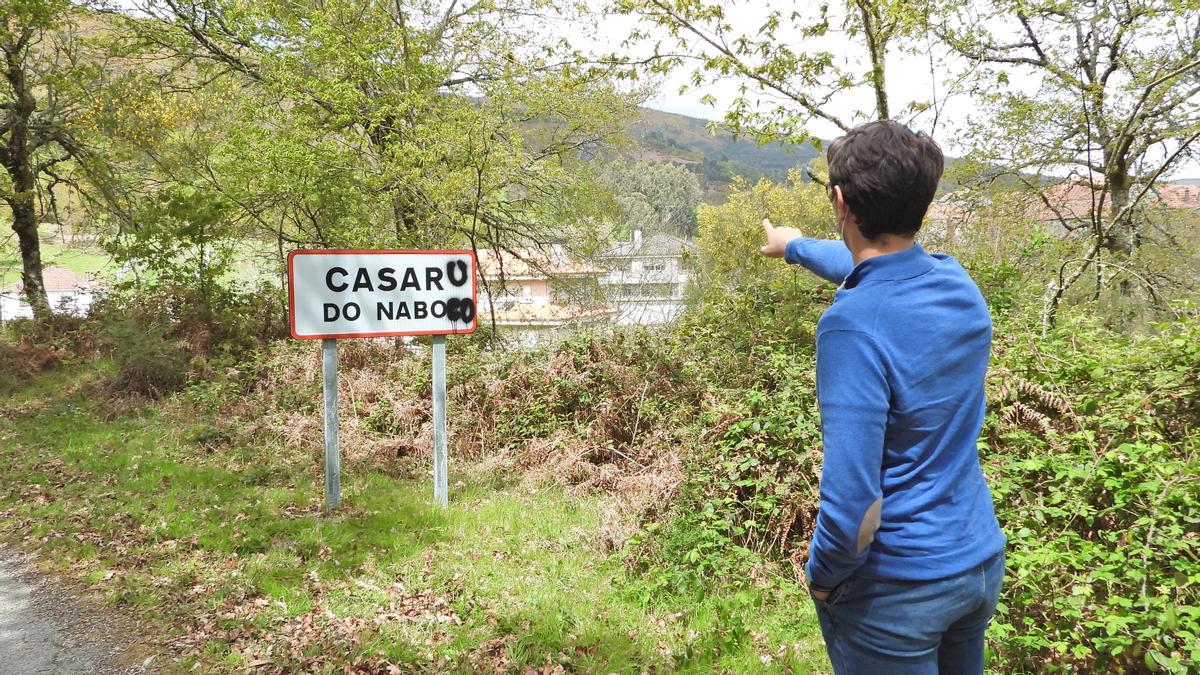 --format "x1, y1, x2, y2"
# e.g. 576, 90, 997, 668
984, 312, 1200, 672
626, 348, 822, 595
100, 318, 190, 395
90, 280, 285, 359
623, 294, 1200, 672
0, 314, 94, 389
